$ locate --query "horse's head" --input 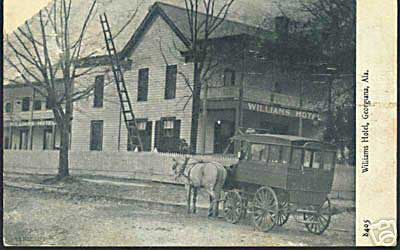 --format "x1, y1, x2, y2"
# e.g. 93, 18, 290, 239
171, 157, 190, 179
171, 158, 179, 175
